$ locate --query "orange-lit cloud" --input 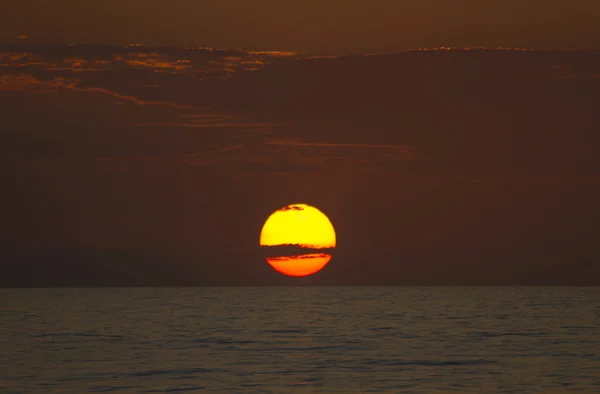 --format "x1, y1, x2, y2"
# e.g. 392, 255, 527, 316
0, 74, 201, 109
0, 46, 306, 80
408, 46, 534, 52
